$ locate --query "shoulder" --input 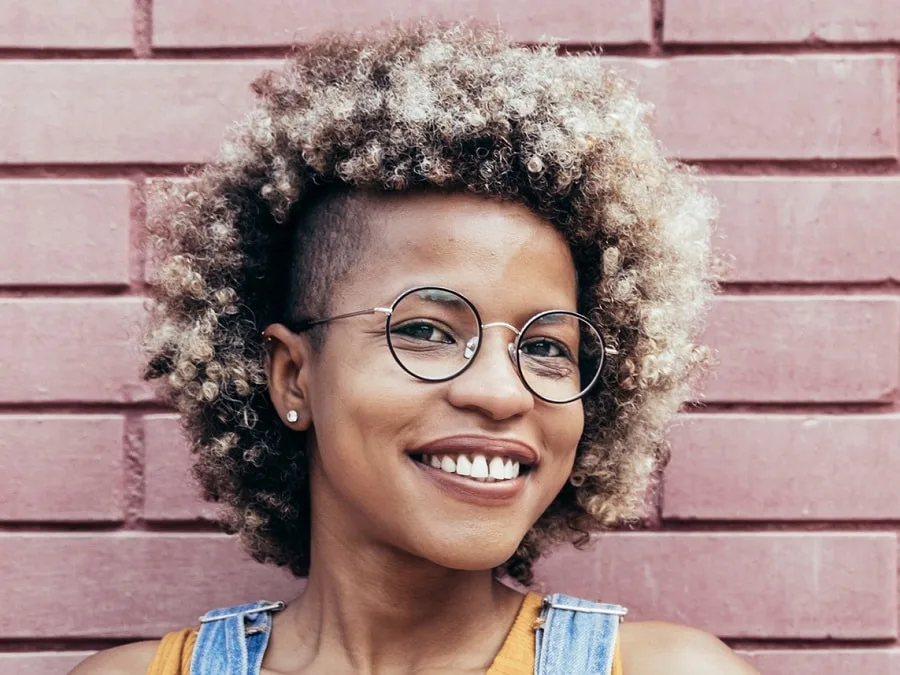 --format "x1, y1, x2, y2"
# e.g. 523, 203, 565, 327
67, 640, 161, 675
619, 621, 759, 675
